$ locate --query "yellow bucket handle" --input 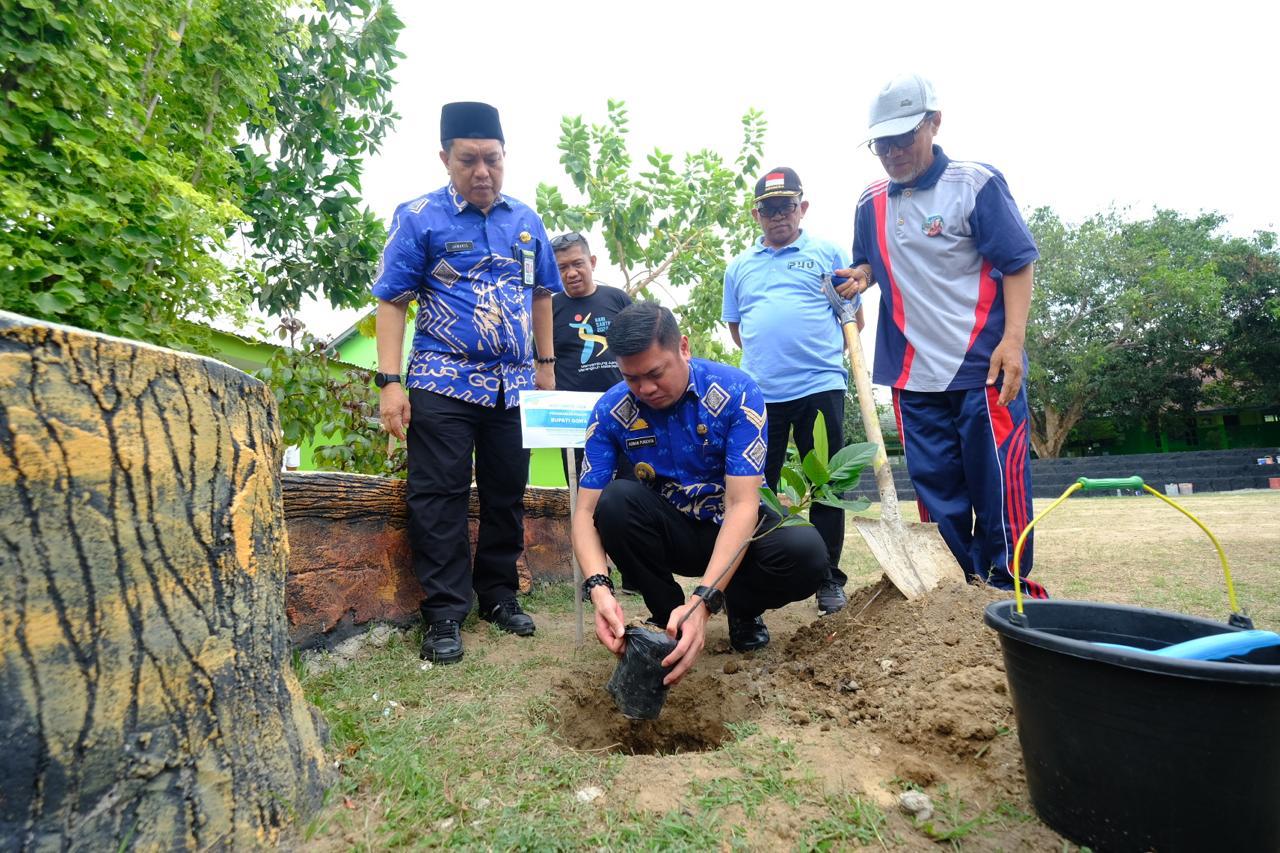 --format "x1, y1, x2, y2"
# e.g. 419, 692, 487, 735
1012, 476, 1241, 617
